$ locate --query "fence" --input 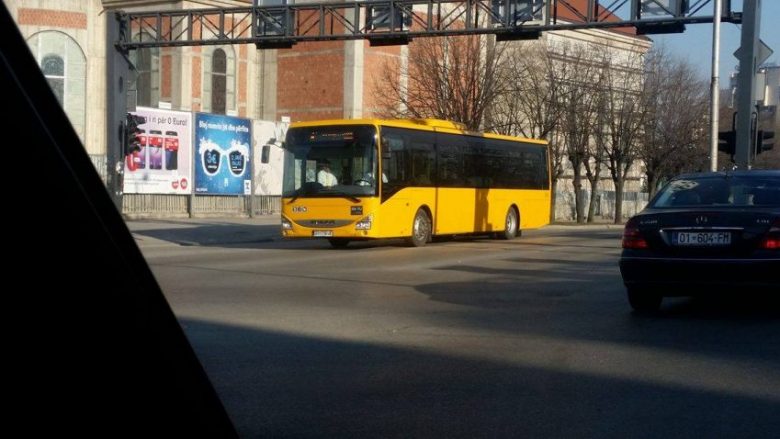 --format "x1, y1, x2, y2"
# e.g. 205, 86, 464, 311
87, 153, 282, 218
89, 154, 108, 184
122, 194, 282, 219
554, 190, 649, 222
